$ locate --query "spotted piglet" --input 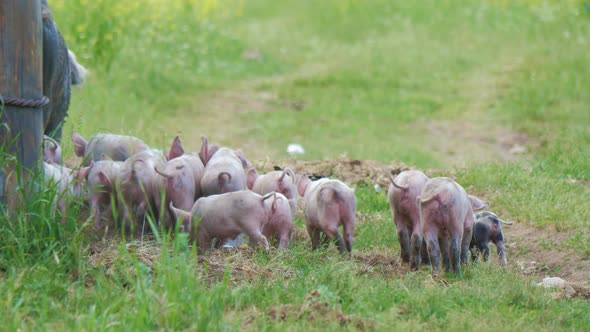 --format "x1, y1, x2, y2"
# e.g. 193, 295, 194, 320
470, 211, 513, 266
